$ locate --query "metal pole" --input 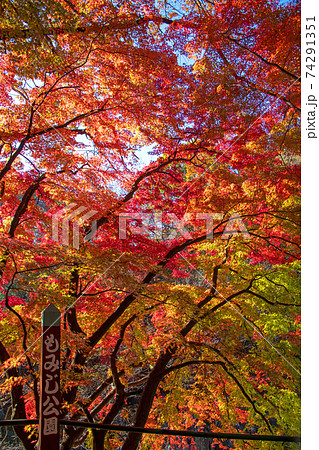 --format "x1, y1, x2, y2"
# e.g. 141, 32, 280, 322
0, 420, 301, 444
60, 420, 301, 444
38, 303, 61, 450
